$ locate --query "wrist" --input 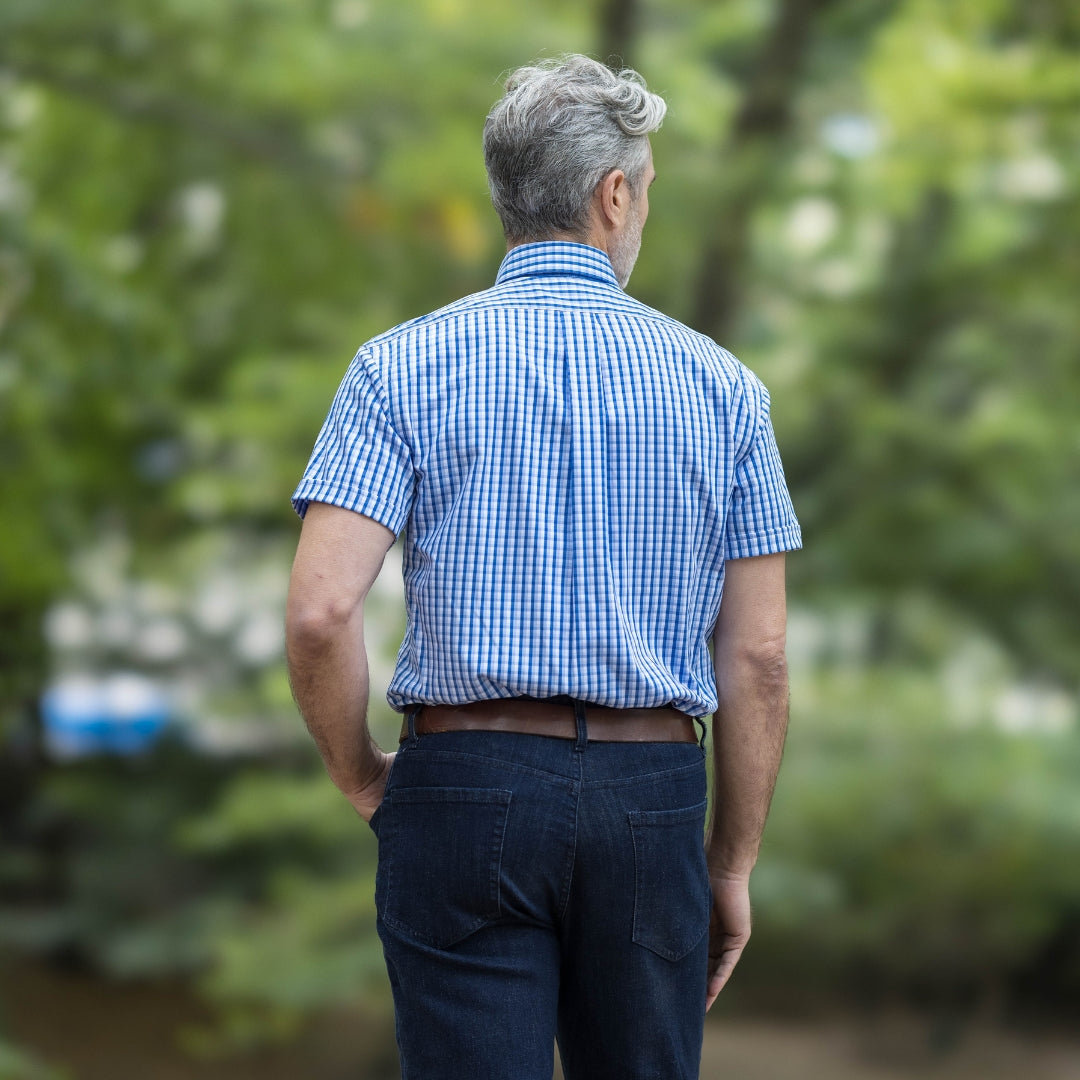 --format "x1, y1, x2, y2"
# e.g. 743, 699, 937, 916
333, 745, 388, 798
705, 843, 756, 881
707, 866, 752, 885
